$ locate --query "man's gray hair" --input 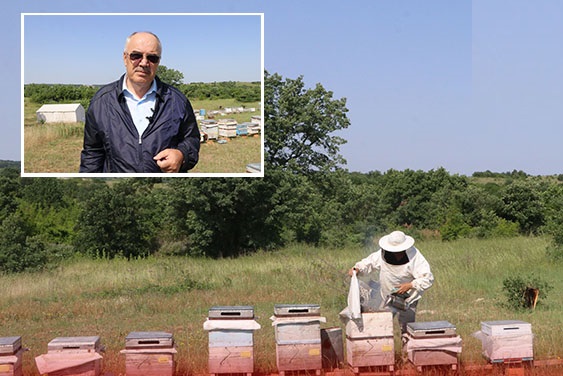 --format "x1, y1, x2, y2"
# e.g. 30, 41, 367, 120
124, 31, 162, 54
